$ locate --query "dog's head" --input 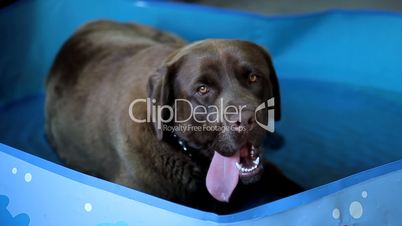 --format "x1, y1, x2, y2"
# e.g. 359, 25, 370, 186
147, 39, 280, 202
